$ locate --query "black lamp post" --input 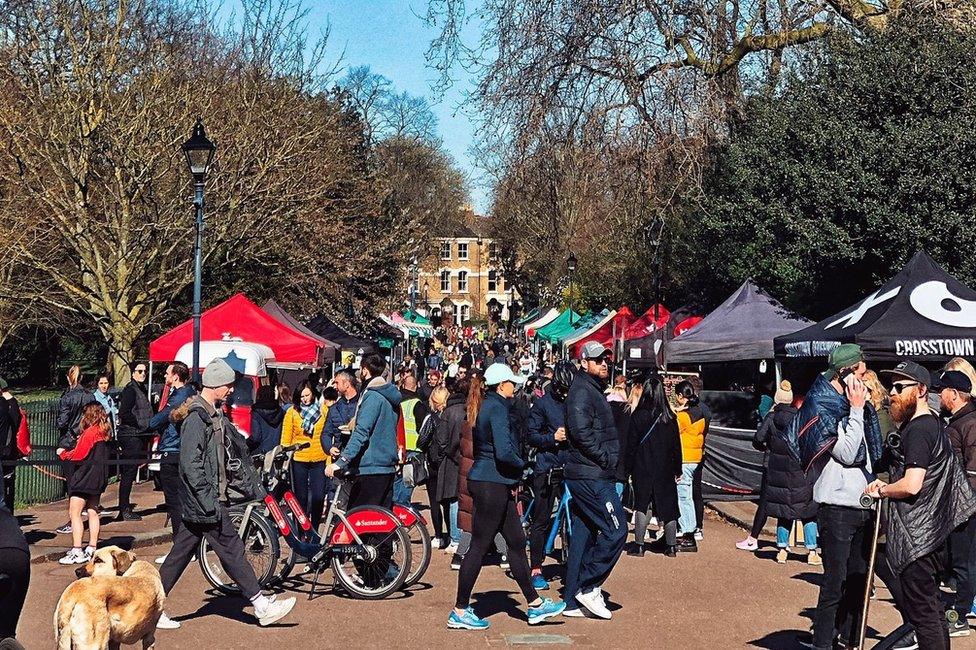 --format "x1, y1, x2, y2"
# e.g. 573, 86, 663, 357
181, 118, 216, 383
567, 252, 577, 325
422, 281, 430, 313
